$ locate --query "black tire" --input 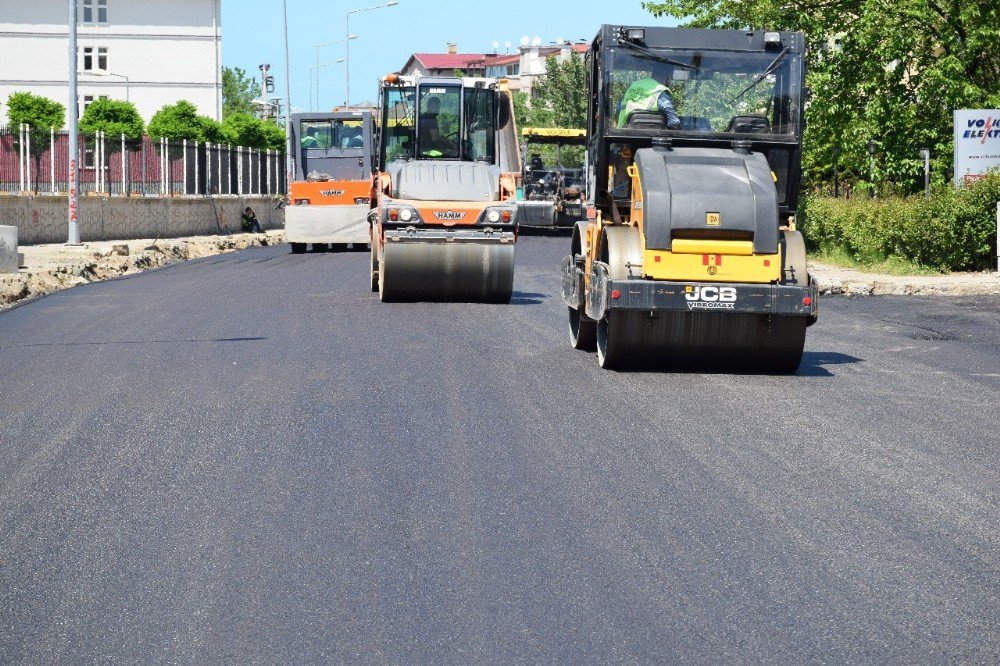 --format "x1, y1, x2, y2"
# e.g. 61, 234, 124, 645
596, 314, 624, 369
290, 242, 306, 254
568, 306, 596, 351
781, 230, 809, 285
